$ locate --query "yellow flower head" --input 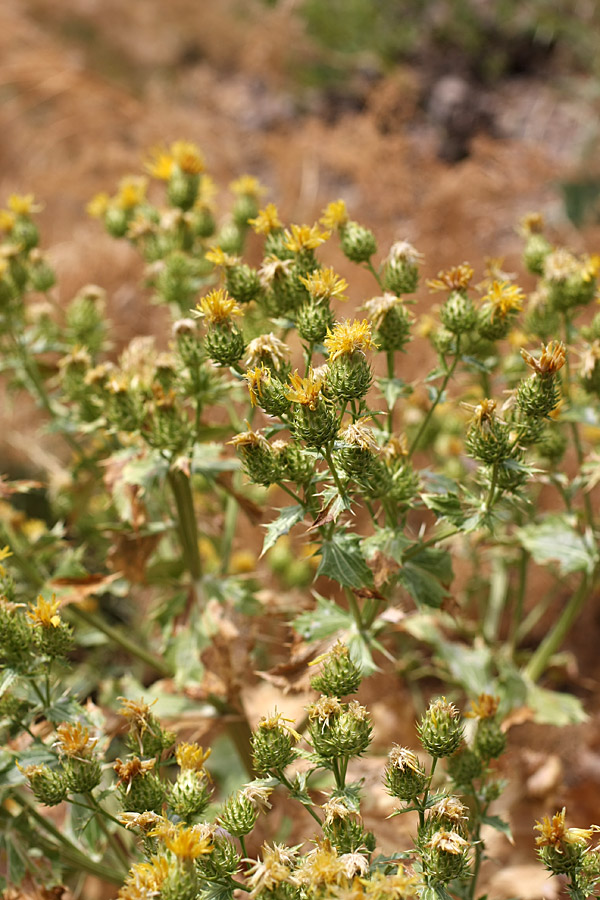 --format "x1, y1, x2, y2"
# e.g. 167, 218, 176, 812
320, 199, 349, 230
581, 253, 600, 283
249, 203, 283, 235
468, 398, 497, 430
119, 811, 166, 832
465, 693, 500, 719
114, 757, 155, 787
0, 544, 12, 578
204, 246, 240, 267
145, 147, 174, 180
340, 418, 379, 453
230, 175, 266, 198
481, 280, 524, 319
229, 426, 270, 452
245, 365, 271, 407
27, 595, 61, 628
307, 695, 342, 727
300, 267, 348, 302
324, 319, 377, 361
86, 192, 111, 219
283, 223, 330, 253
172, 140, 205, 175
520, 212, 545, 235
362, 293, 407, 328
241, 782, 274, 814
118, 696, 156, 725
427, 830, 469, 856
196, 288, 242, 325
0, 210, 16, 232
176, 742, 211, 773
8, 193, 42, 216
55, 722, 98, 759
534, 808, 569, 847
116, 177, 147, 210
362, 866, 420, 900
118, 855, 169, 900
246, 843, 297, 898
387, 745, 422, 773
258, 708, 301, 741
427, 263, 474, 293
286, 367, 325, 410
244, 333, 289, 370
159, 823, 213, 859
297, 840, 347, 887
430, 796, 469, 823
521, 340, 566, 377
